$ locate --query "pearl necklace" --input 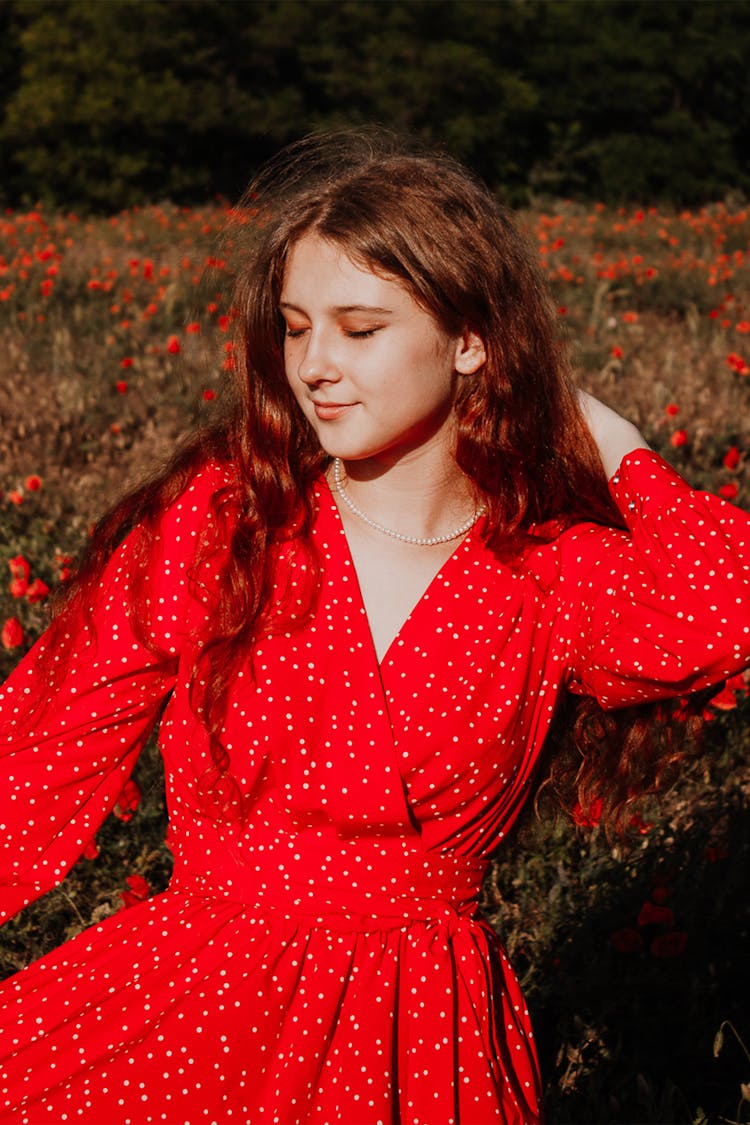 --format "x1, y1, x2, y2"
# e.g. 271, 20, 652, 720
332, 458, 485, 546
